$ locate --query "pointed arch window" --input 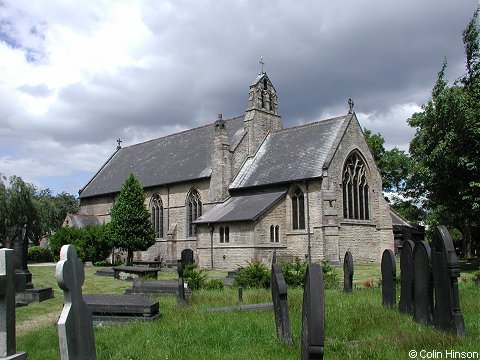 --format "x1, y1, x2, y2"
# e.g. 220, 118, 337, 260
342, 152, 370, 220
187, 189, 202, 237
150, 194, 164, 238
292, 187, 306, 230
